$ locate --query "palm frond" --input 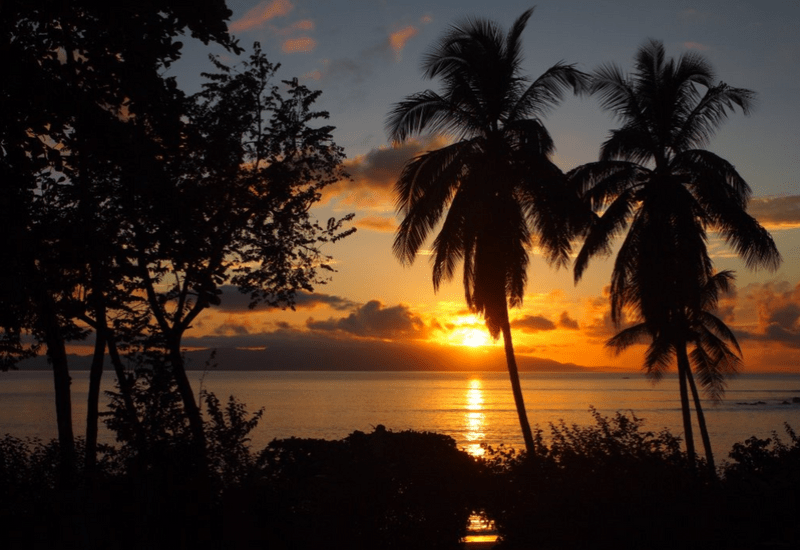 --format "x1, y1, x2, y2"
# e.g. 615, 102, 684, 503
644, 334, 675, 380
574, 188, 636, 283
675, 149, 751, 209
505, 7, 535, 71
698, 270, 735, 312
673, 82, 756, 151
590, 63, 638, 122
697, 310, 742, 356
386, 90, 475, 143
606, 322, 651, 355
567, 160, 645, 211
690, 325, 741, 402
511, 62, 589, 121
715, 208, 782, 271
393, 141, 475, 265
600, 124, 657, 164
